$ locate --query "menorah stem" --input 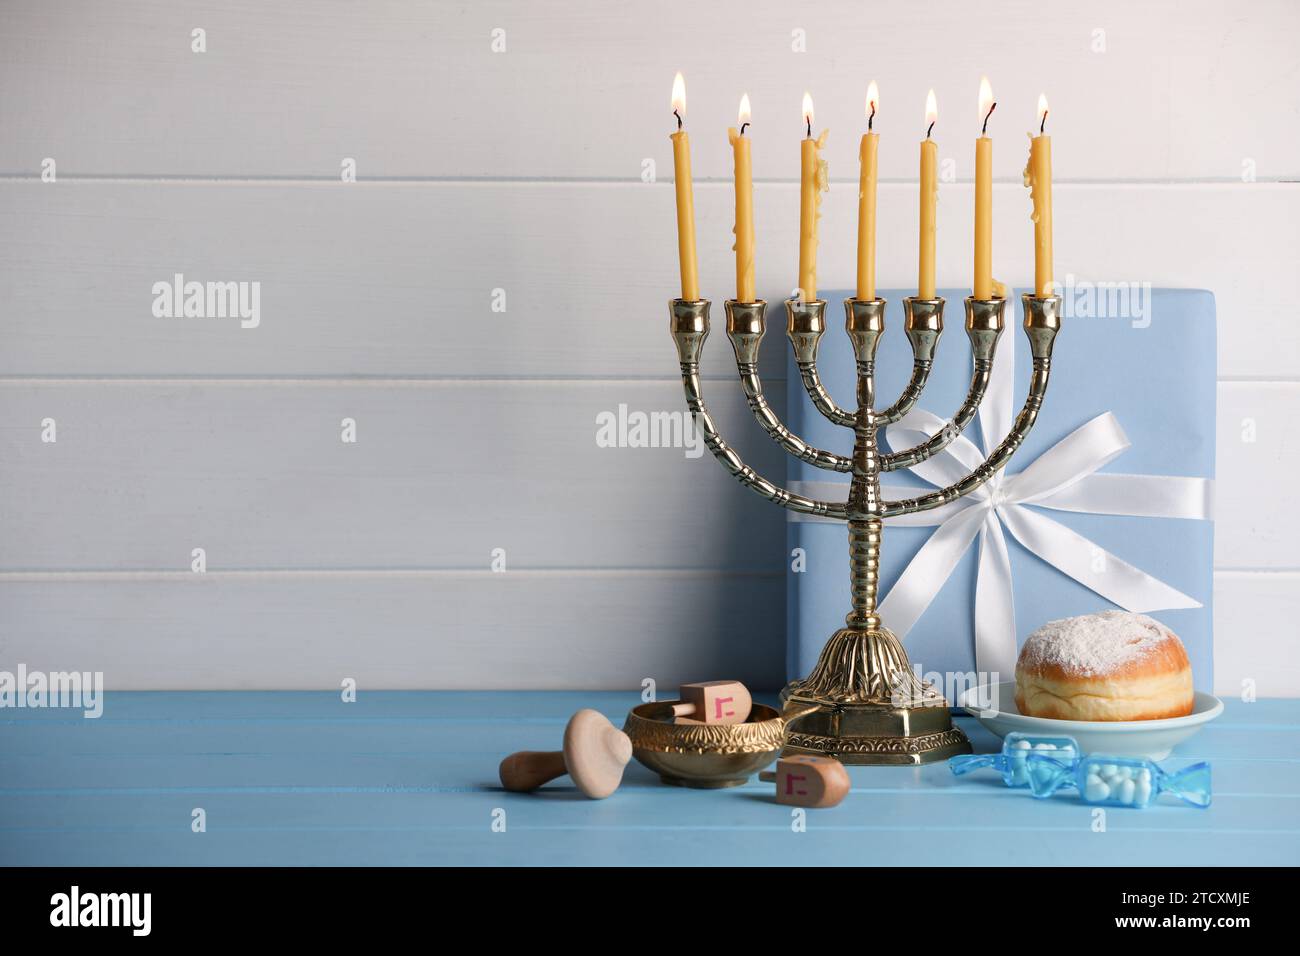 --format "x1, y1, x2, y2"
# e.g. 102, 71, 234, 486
781, 296, 968, 764
847, 517, 883, 631
846, 299, 884, 631
791, 299, 920, 700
